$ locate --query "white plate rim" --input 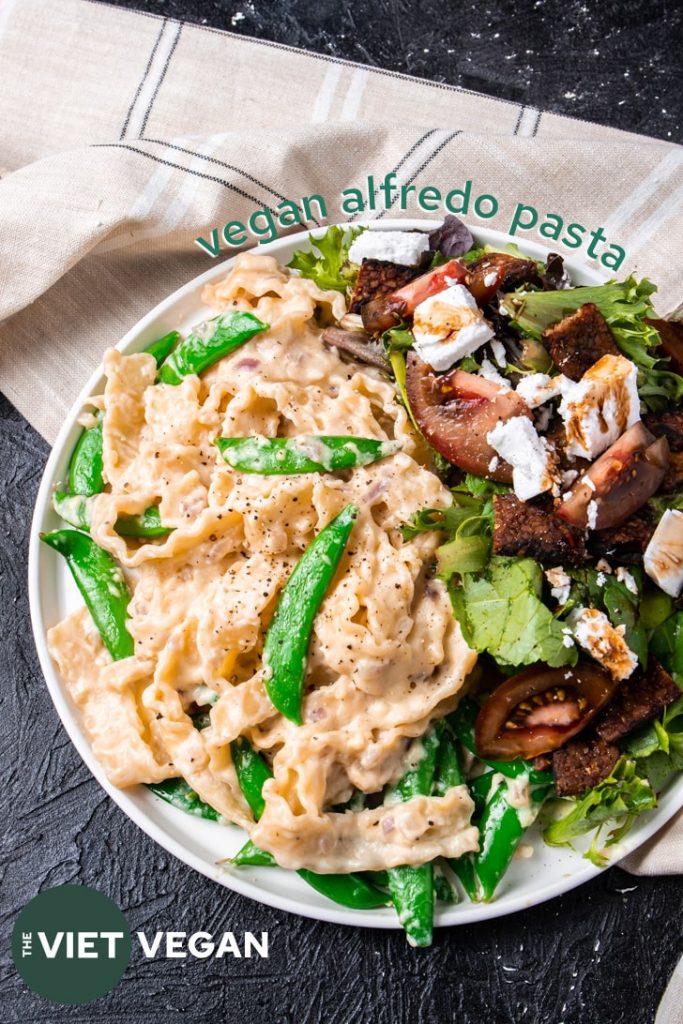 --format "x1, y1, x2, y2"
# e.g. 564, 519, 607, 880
28, 219, 683, 930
